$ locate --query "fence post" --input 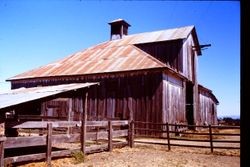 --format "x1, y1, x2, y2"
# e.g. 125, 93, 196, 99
166, 123, 171, 150
46, 123, 52, 167
81, 93, 87, 154
129, 120, 134, 148
209, 125, 213, 153
108, 120, 113, 151
0, 137, 6, 167
81, 117, 86, 154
